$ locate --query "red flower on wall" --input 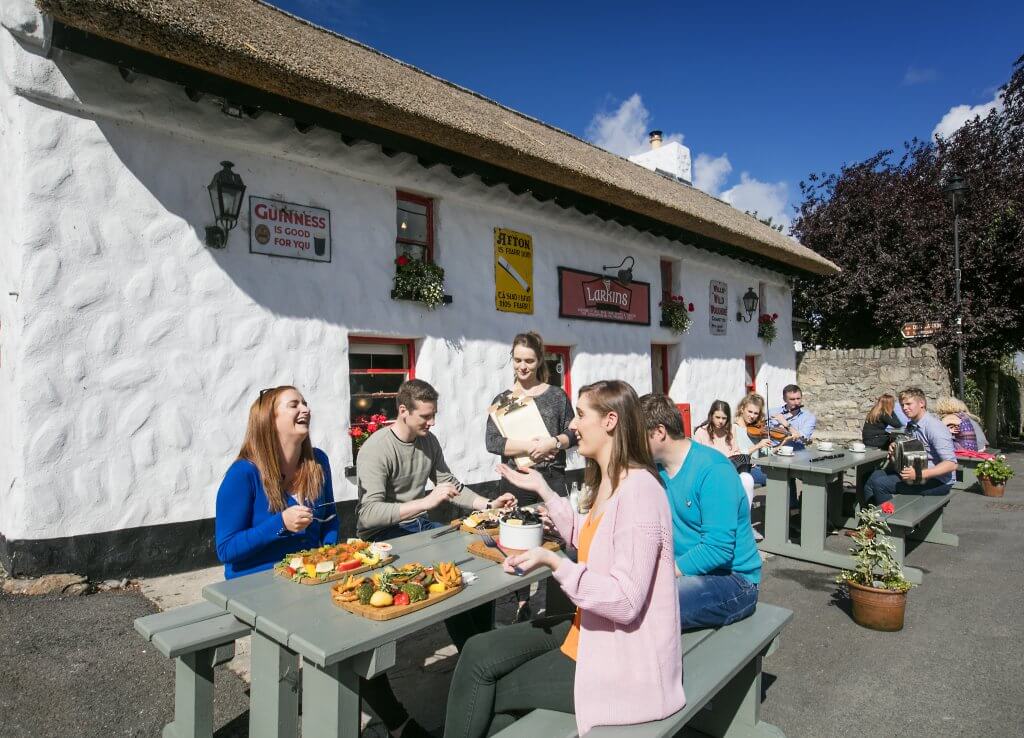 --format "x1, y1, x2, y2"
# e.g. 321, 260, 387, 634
396, 255, 411, 267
